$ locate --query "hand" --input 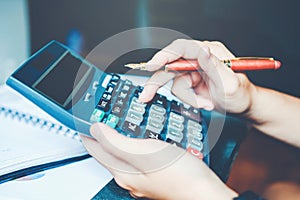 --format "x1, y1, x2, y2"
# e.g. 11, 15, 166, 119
138, 39, 255, 114
81, 123, 238, 200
